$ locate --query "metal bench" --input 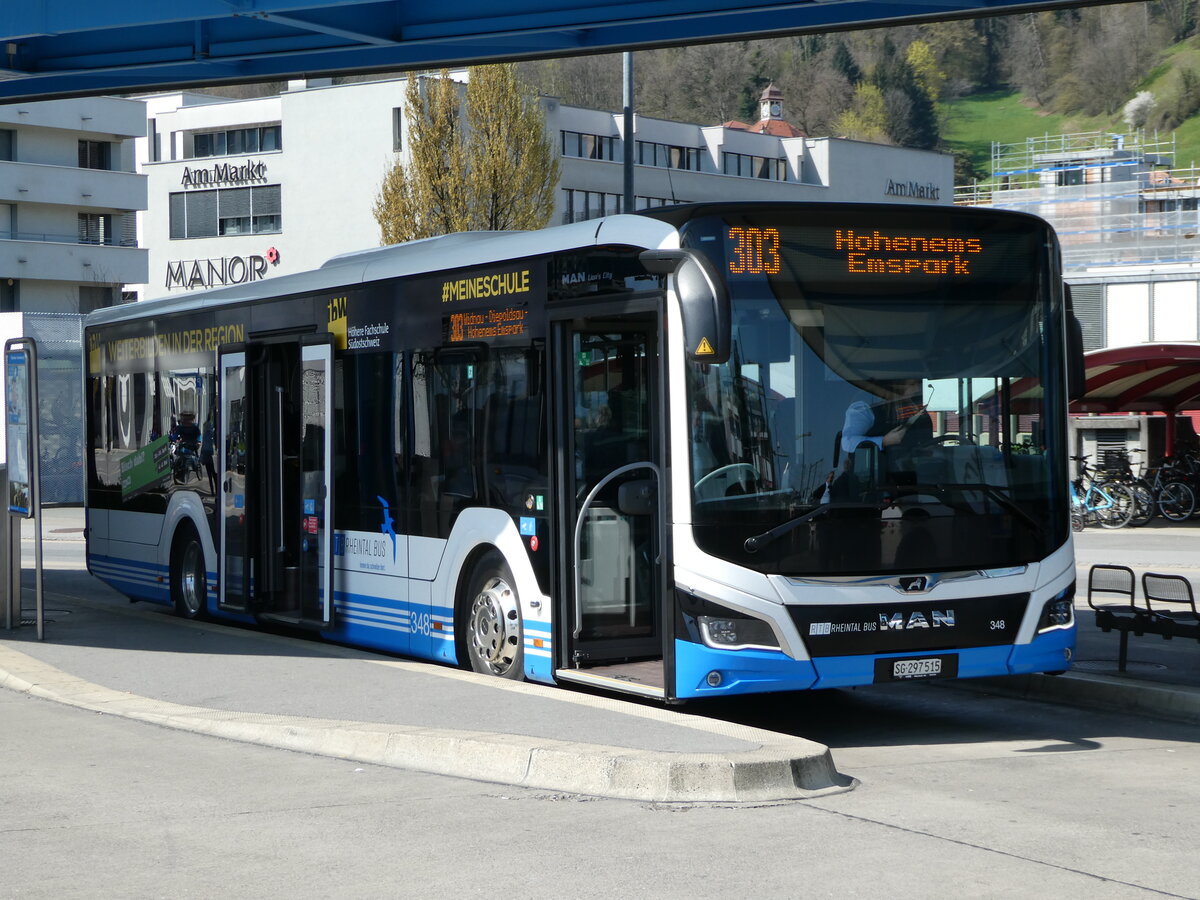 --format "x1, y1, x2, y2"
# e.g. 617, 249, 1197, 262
1088, 565, 1200, 671
1142, 572, 1200, 640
